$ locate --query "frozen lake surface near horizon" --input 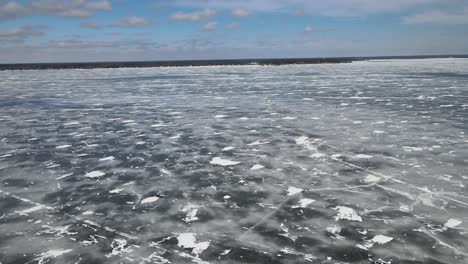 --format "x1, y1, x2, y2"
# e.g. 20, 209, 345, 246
0, 58, 467, 263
